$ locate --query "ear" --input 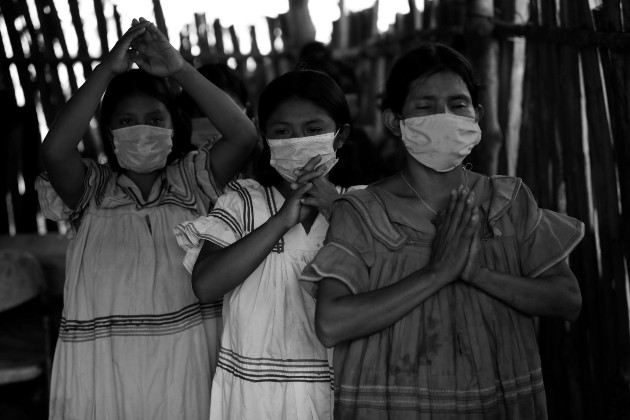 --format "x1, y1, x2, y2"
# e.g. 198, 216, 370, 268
475, 105, 484, 123
333, 124, 351, 150
383, 109, 402, 137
